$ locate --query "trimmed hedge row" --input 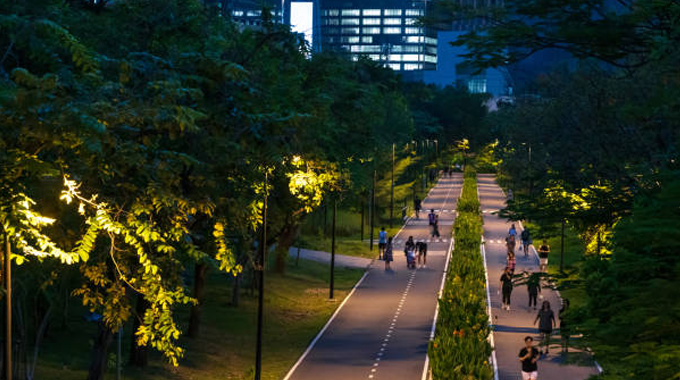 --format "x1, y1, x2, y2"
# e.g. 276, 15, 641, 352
429, 167, 493, 380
